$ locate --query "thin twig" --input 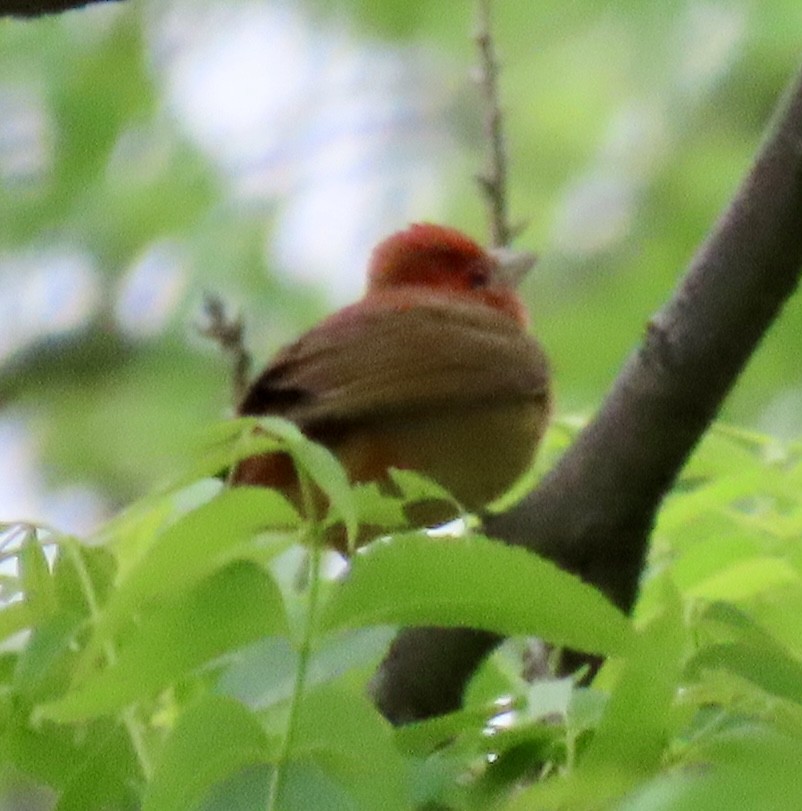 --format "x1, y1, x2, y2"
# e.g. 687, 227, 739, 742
64, 539, 154, 780
197, 293, 252, 406
474, 0, 518, 247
